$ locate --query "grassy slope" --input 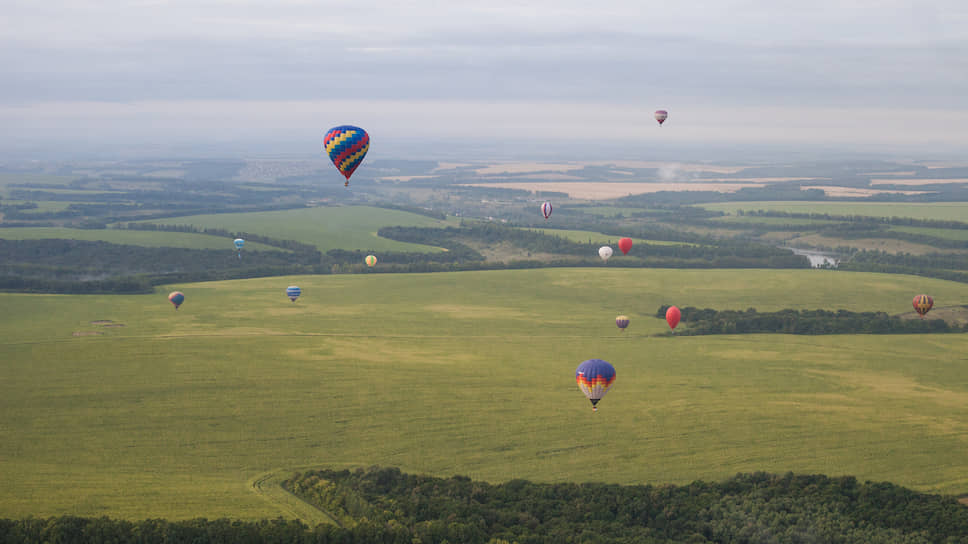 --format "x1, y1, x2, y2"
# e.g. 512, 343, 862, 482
140, 206, 451, 253
0, 269, 967, 521
0, 227, 280, 251
700, 201, 968, 221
